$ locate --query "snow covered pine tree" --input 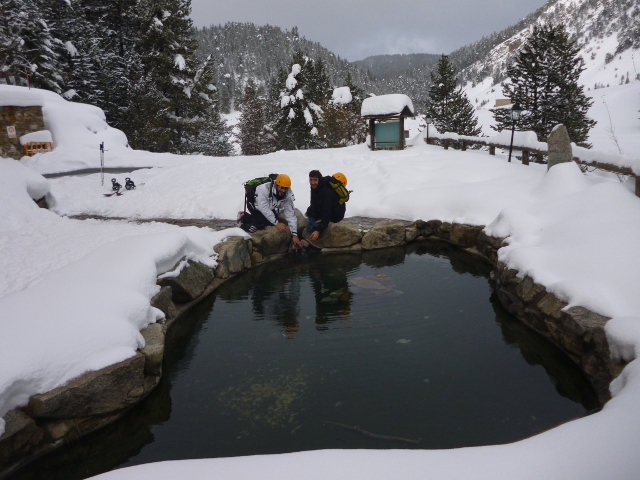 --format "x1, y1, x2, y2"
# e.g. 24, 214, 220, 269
426, 54, 481, 138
